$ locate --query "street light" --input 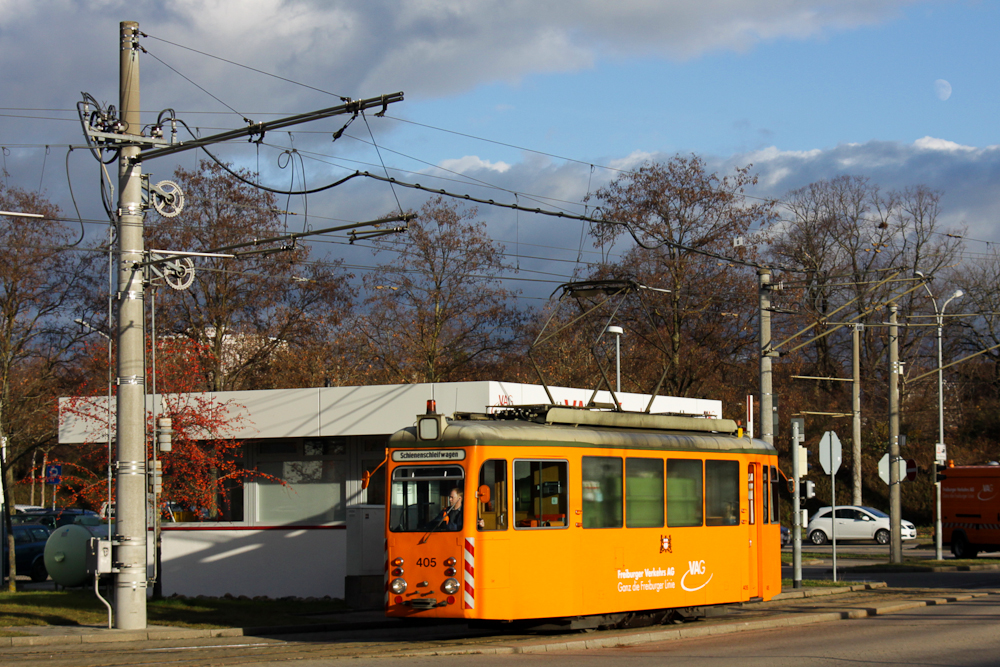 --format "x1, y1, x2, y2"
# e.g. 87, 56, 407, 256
918, 273, 963, 560
606, 325, 624, 394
